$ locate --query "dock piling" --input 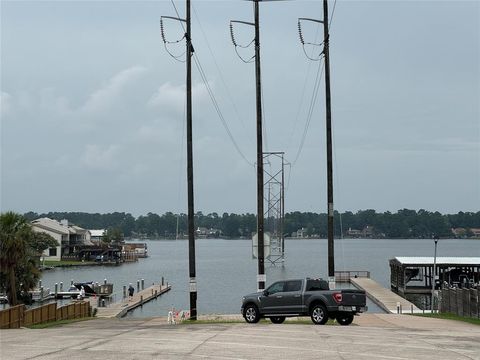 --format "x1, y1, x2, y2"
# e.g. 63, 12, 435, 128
140, 295, 143, 306
123, 285, 126, 298
55, 283, 58, 297
141, 279, 144, 290
104, 278, 107, 285
60, 282, 63, 292
137, 280, 140, 292
162, 277, 164, 286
